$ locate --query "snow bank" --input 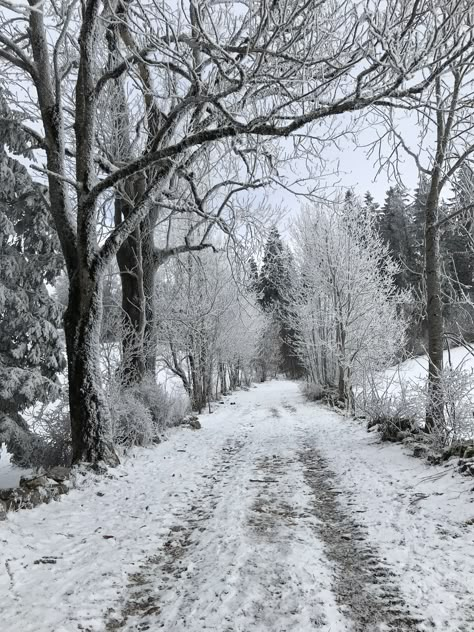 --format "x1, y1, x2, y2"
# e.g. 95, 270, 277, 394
0, 445, 31, 489
382, 346, 474, 393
